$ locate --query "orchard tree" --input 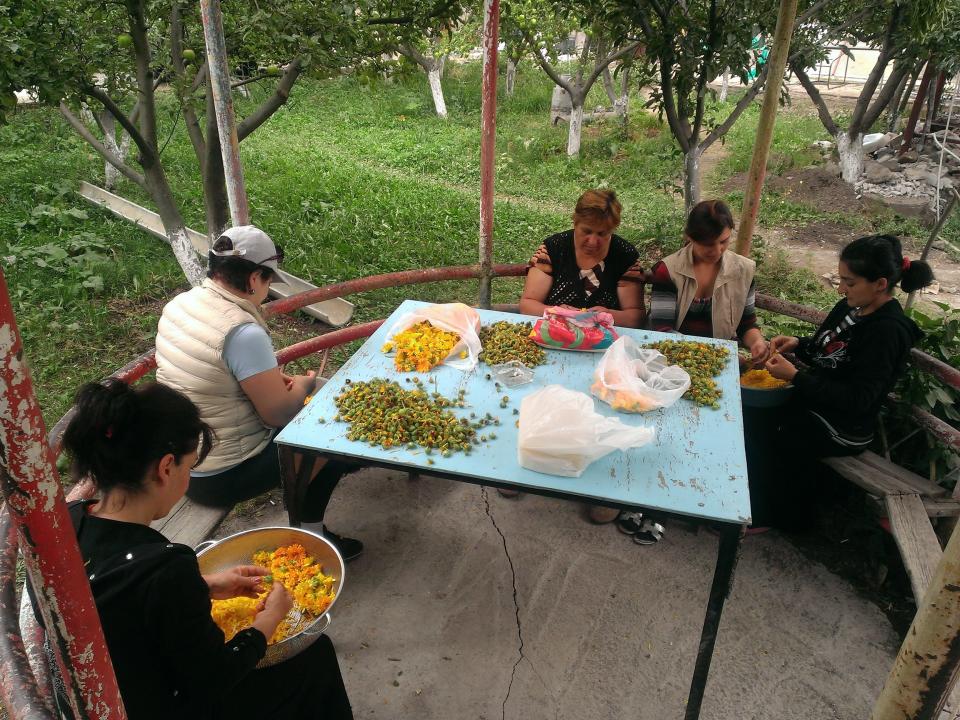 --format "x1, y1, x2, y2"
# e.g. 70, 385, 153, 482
2, 0, 462, 285
789, 0, 954, 183
581, 0, 805, 210
393, 13, 482, 118
507, 0, 640, 157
